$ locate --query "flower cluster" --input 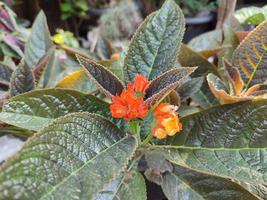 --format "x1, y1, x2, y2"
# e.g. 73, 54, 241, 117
152, 103, 182, 139
110, 75, 149, 121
